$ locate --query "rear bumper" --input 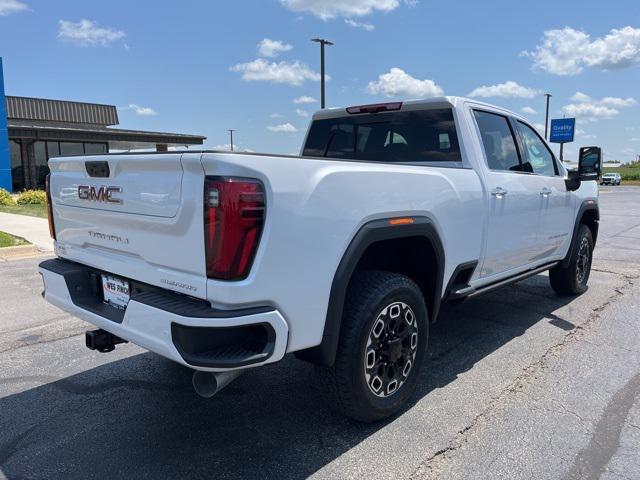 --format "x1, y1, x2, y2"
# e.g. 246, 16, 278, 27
39, 258, 288, 371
